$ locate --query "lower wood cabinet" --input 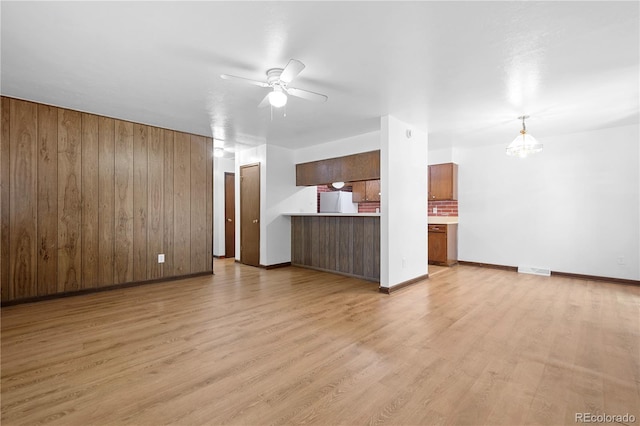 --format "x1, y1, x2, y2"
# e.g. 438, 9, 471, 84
428, 223, 458, 266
